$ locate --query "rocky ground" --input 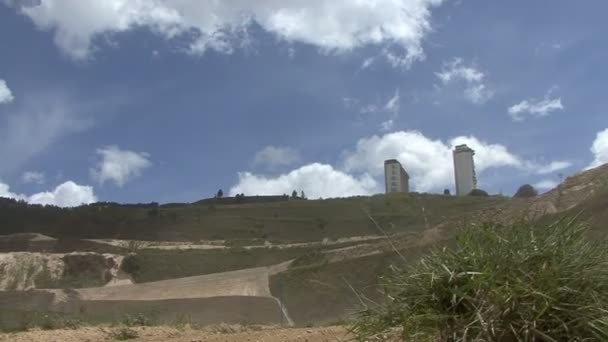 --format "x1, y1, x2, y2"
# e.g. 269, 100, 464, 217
0, 326, 350, 342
